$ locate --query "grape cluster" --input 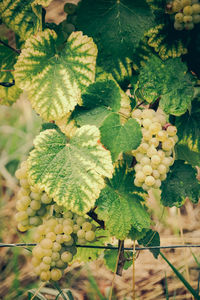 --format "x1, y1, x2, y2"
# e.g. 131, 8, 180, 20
15, 161, 53, 232
32, 212, 97, 281
61, 2, 78, 37
131, 108, 178, 191
172, 0, 200, 30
